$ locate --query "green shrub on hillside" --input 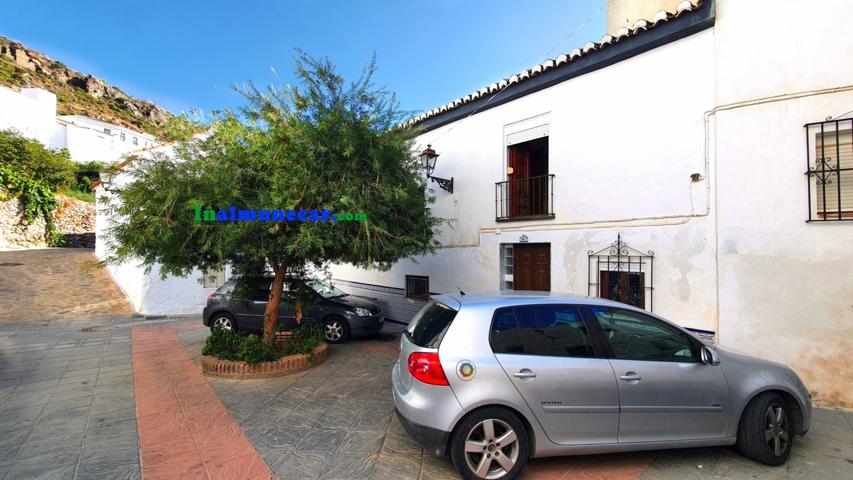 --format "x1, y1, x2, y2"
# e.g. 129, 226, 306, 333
159, 113, 204, 142
0, 164, 62, 245
0, 130, 115, 202
0, 129, 76, 191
